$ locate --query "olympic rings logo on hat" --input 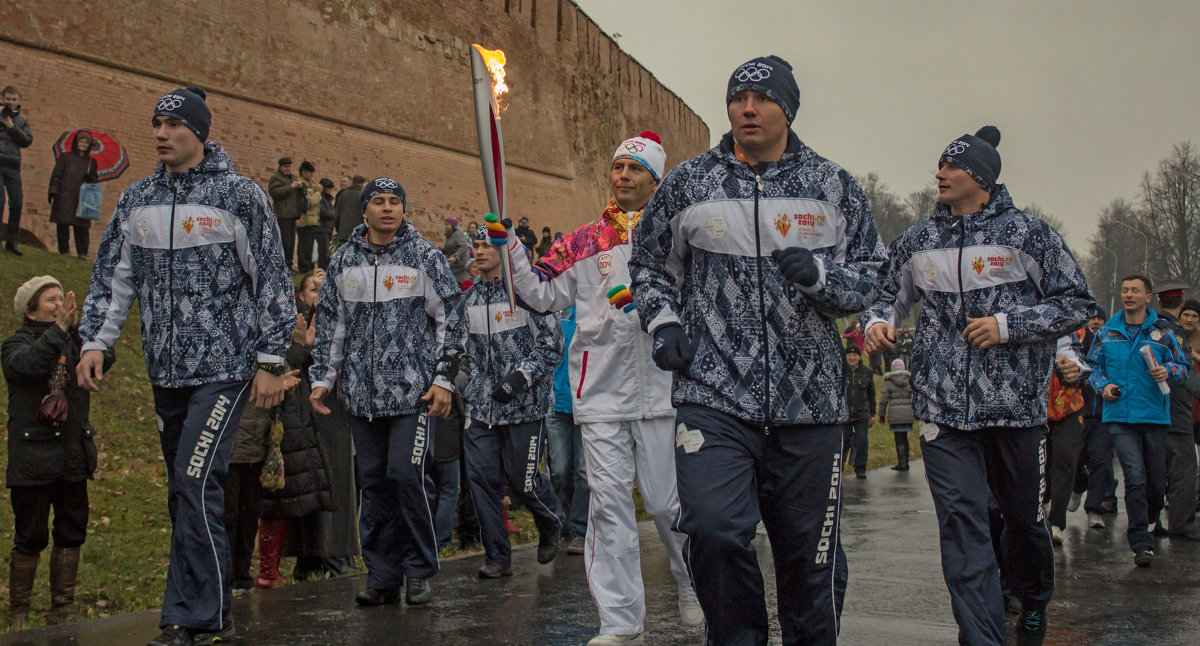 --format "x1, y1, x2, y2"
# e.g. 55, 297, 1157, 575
735, 64, 772, 83
623, 141, 645, 154
157, 95, 185, 111
944, 140, 970, 156
376, 178, 399, 189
